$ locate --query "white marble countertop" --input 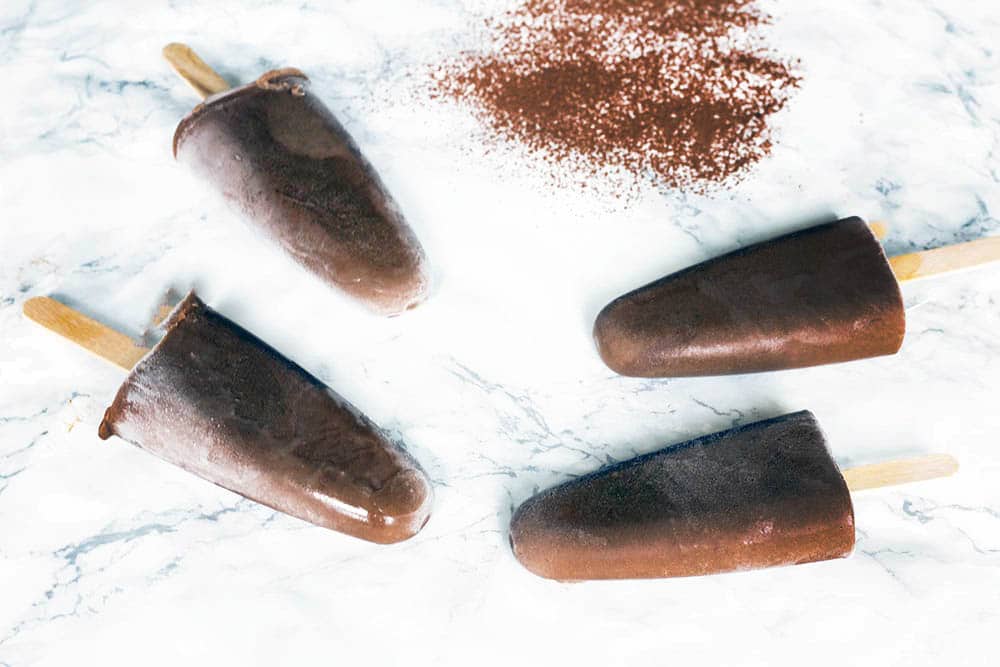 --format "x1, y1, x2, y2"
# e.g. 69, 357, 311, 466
2, 1, 999, 664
